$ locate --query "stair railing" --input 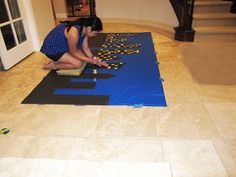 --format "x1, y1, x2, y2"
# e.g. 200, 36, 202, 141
89, 0, 96, 16
231, 0, 236, 13
170, 0, 196, 41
